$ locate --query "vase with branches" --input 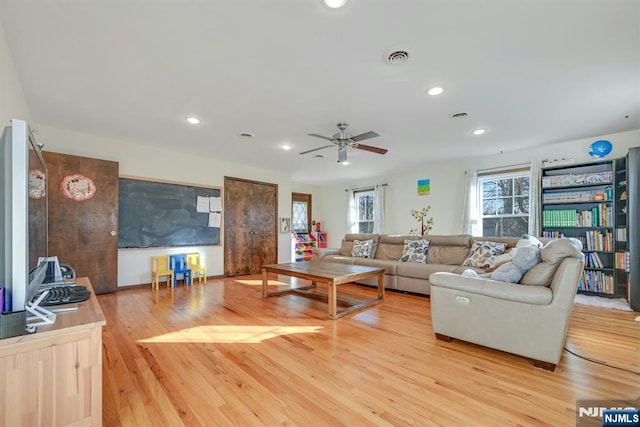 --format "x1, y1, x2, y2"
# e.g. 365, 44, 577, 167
409, 206, 434, 236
